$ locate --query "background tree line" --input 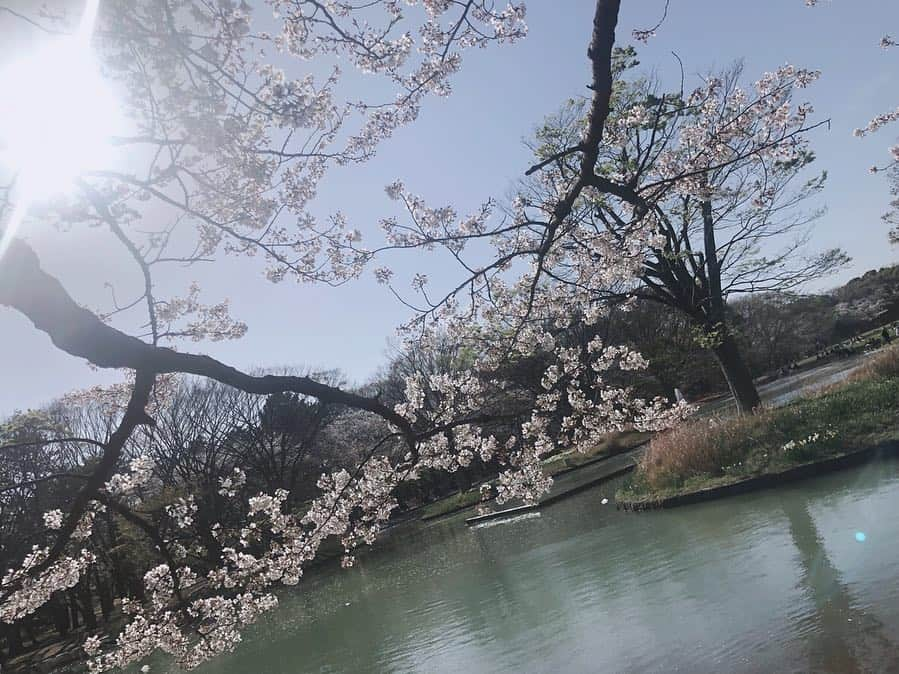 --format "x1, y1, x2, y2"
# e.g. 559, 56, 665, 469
613, 263, 899, 401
